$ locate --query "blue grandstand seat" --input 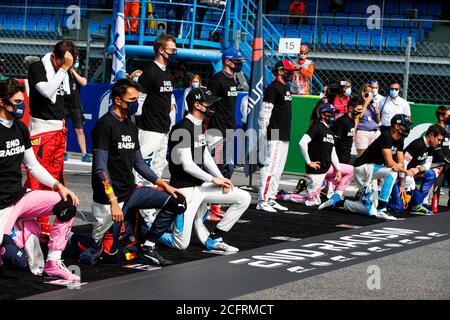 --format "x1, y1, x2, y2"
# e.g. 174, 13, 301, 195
385, 33, 400, 52
284, 24, 298, 31
30, 8, 42, 15
25, 17, 38, 35
390, 15, 403, 28
3, 16, 15, 34
200, 28, 213, 40
348, 13, 362, 26
399, 2, 413, 15
36, 20, 48, 35
385, 2, 399, 15
344, 1, 358, 13
100, 18, 112, 36
285, 29, 298, 38
342, 32, 355, 49
14, 18, 26, 34
396, 28, 410, 38
272, 23, 284, 35
414, 2, 428, 15
339, 26, 353, 33
324, 25, 338, 33
382, 14, 391, 28
383, 28, 396, 34
88, 21, 100, 34
301, 31, 313, 46
354, 26, 367, 34
356, 32, 370, 50
420, 16, 433, 31
321, 12, 333, 26
319, 31, 328, 48
334, 12, 347, 26
405, 19, 418, 29
327, 31, 341, 48
358, 1, 370, 13
371, 33, 384, 49
299, 25, 311, 33
410, 29, 424, 42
